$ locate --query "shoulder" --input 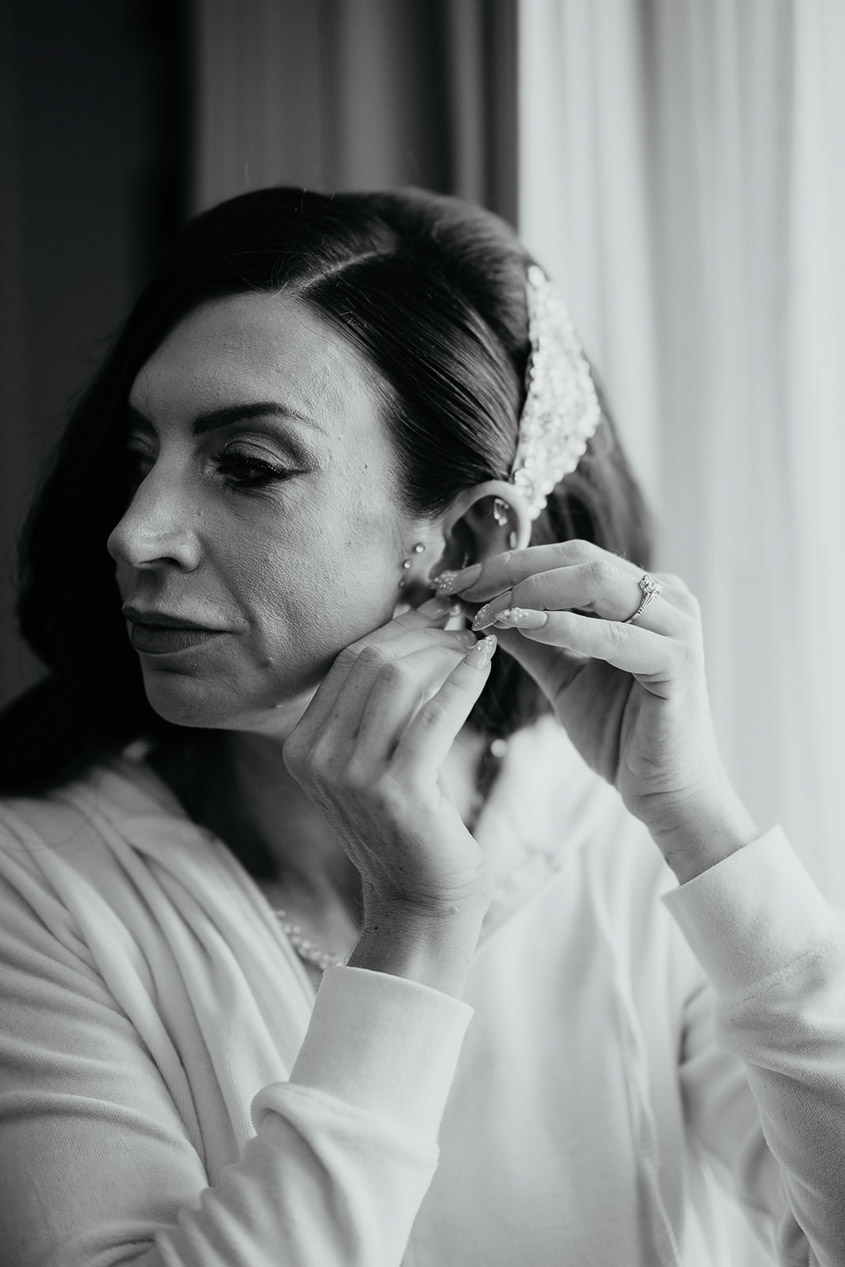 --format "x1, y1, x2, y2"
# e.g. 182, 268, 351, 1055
503, 717, 694, 968
486, 717, 679, 945
481, 721, 704, 1035
0, 749, 187, 914
500, 715, 671, 895
534, 721, 708, 1015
